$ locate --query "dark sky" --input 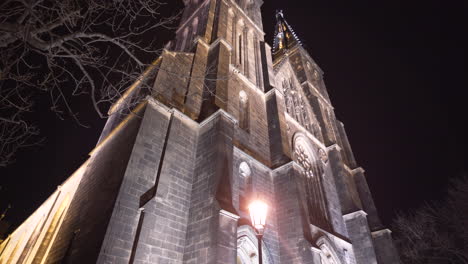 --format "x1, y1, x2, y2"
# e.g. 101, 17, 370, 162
0, 0, 466, 230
